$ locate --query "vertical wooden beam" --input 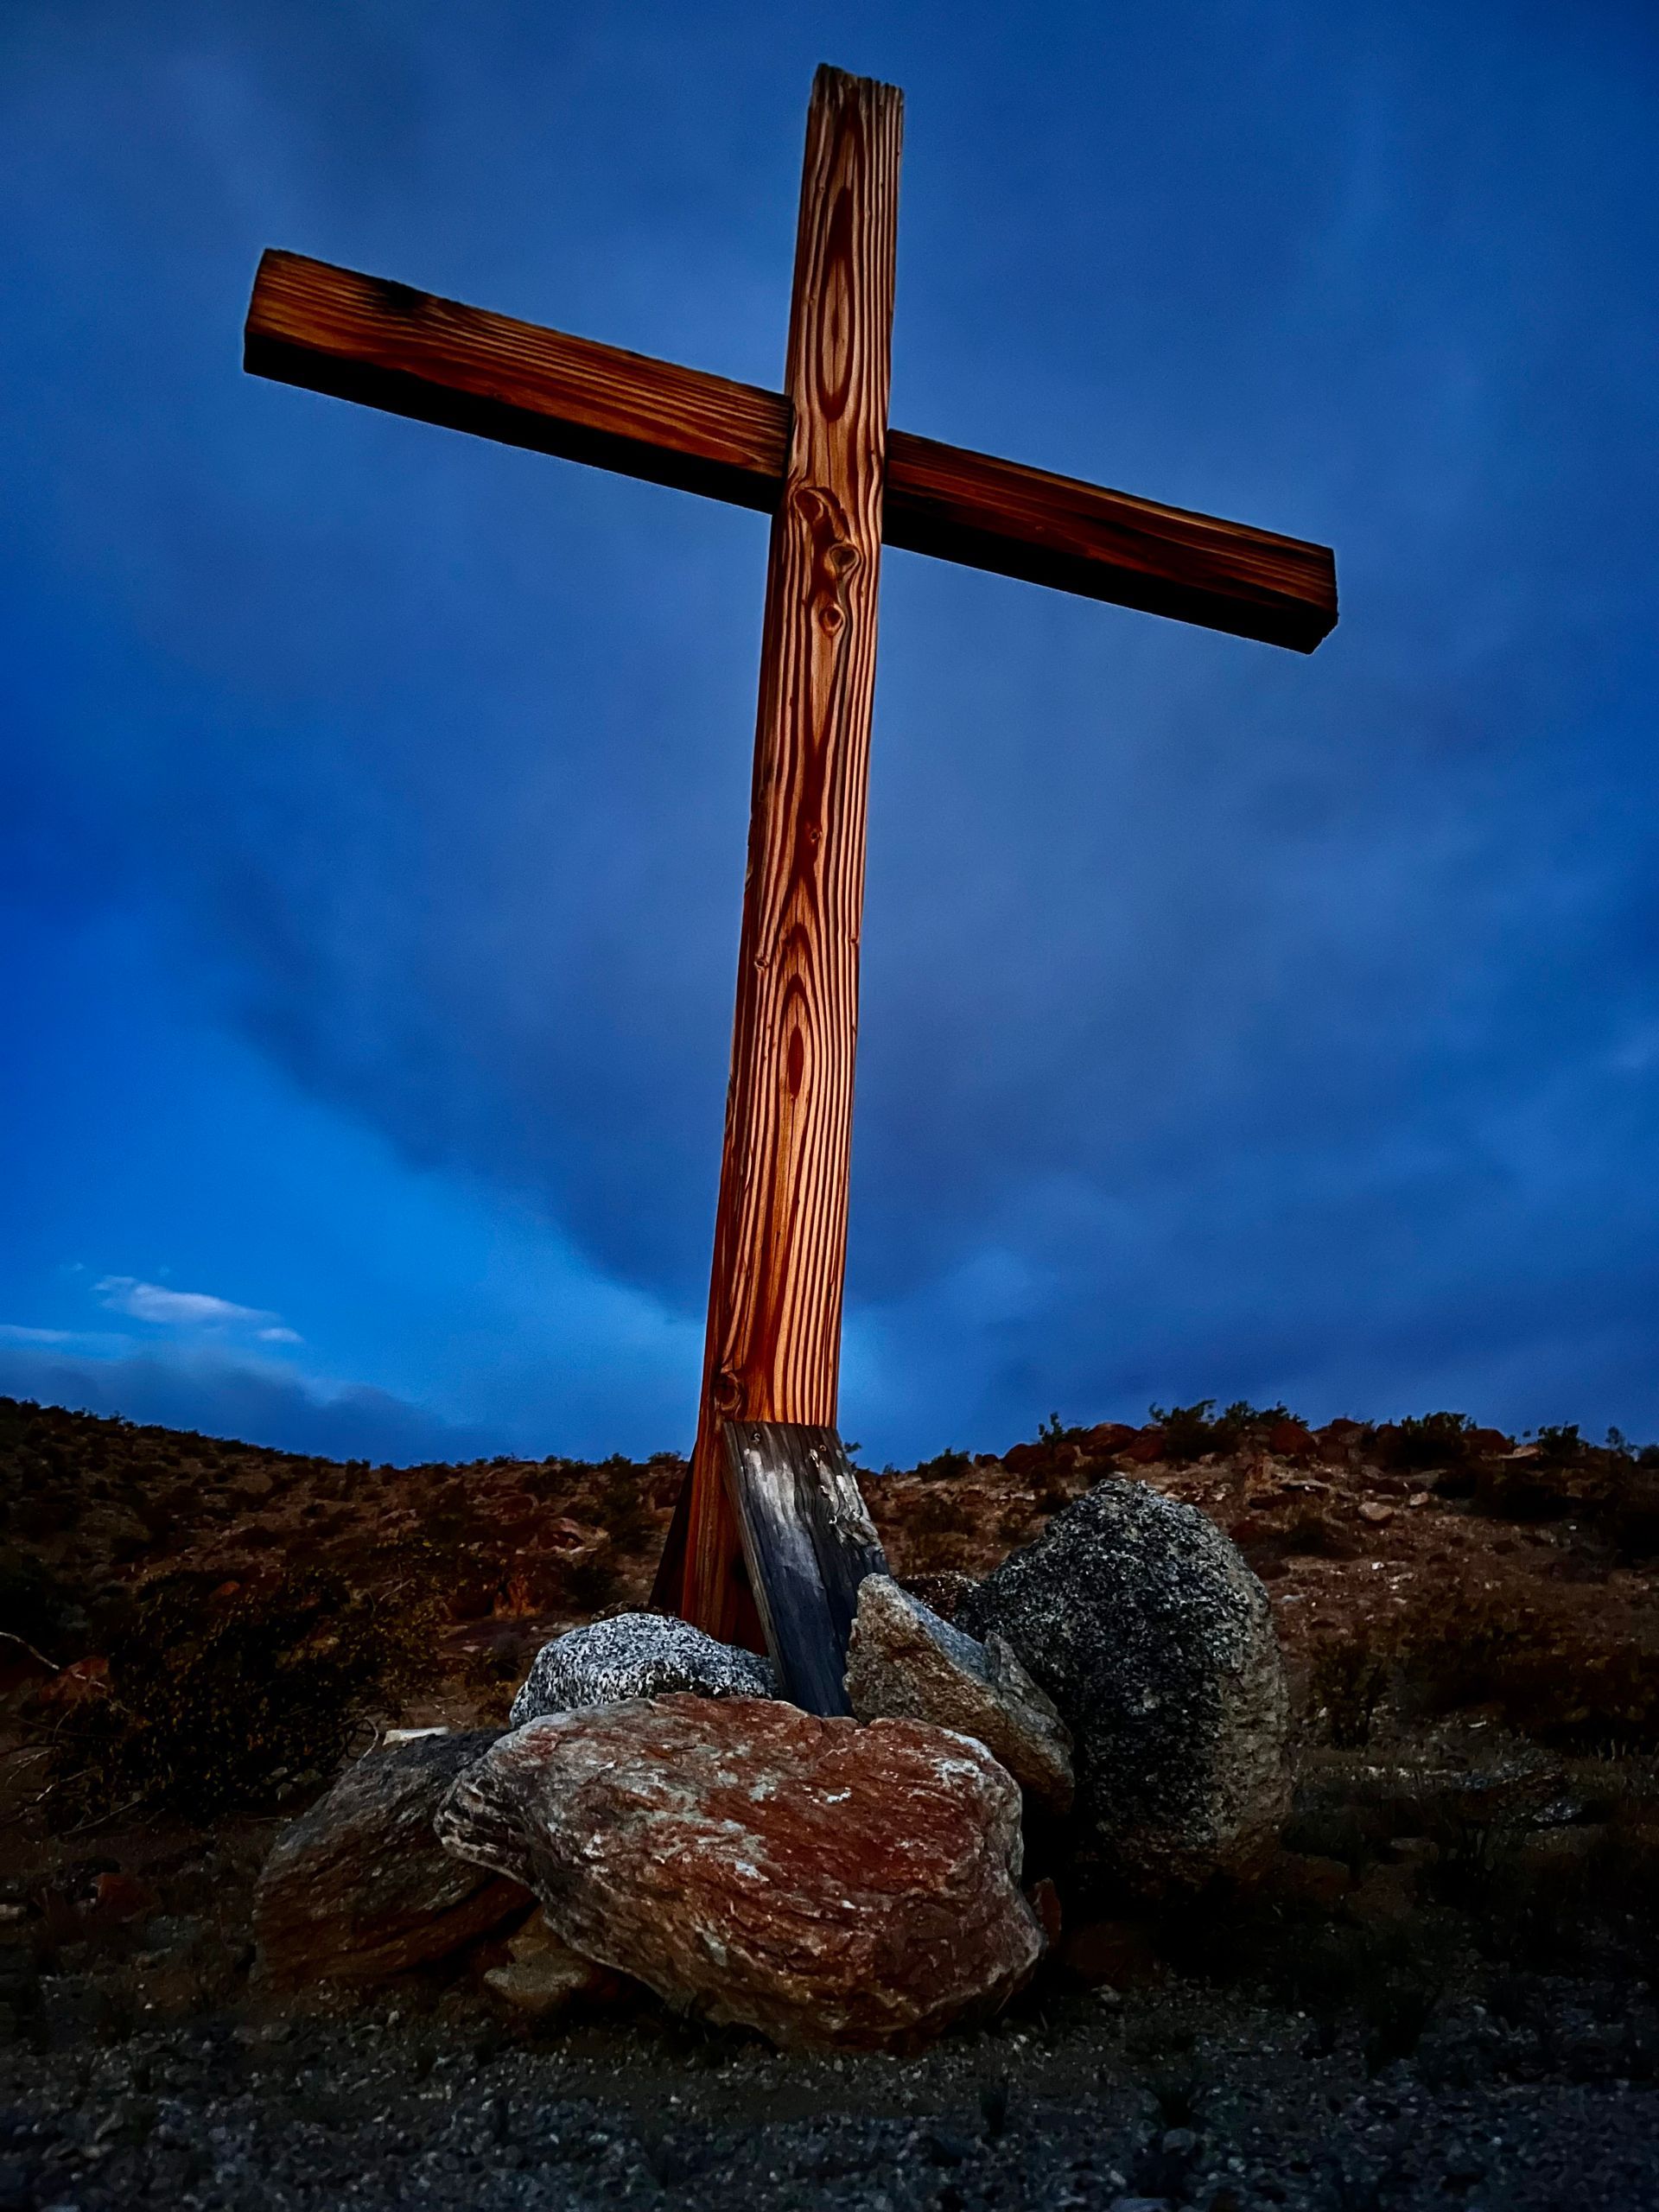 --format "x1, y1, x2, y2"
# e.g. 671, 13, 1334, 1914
655, 66, 902, 1638
722, 1422, 890, 1713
